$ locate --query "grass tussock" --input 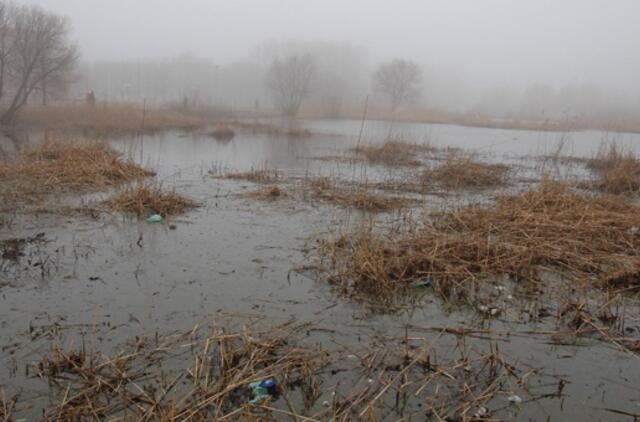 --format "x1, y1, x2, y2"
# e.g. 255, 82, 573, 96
220, 165, 280, 183
209, 124, 235, 141
352, 140, 434, 166
16, 104, 205, 136
244, 185, 286, 200
105, 183, 199, 217
0, 139, 153, 203
587, 142, 640, 194
422, 153, 509, 189
321, 181, 640, 299
307, 177, 409, 212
